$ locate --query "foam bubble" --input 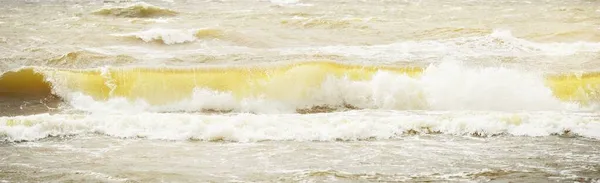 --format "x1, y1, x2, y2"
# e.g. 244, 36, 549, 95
1, 111, 598, 142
